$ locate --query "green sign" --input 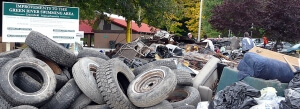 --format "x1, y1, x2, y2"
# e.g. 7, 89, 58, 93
3, 2, 79, 19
